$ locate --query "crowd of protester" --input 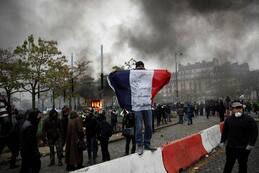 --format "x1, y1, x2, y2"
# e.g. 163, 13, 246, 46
1, 94, 259, 172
